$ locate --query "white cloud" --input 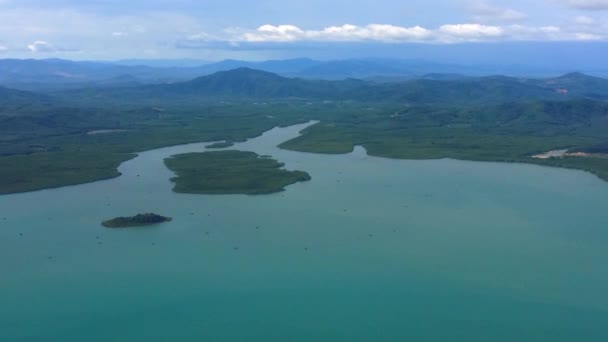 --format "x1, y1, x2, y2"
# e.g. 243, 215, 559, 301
468, 2, 527, 22
316, 24, 432, 41
179, 22, 607, 47
242, 25, 303, 42
559, 0, 608, 10
239, 24, 433, 43
27, 40, 55, 52
438, 24, 505, 40
0, 44, 7, 53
